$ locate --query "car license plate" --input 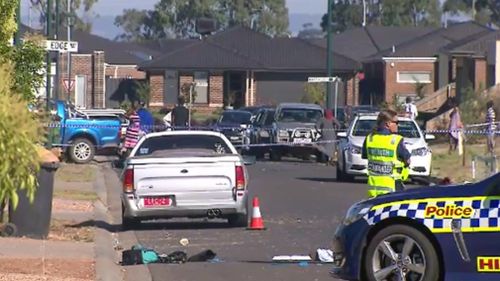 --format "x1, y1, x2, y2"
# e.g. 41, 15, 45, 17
293, 138, 311, 143
143, 196, 171, 207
